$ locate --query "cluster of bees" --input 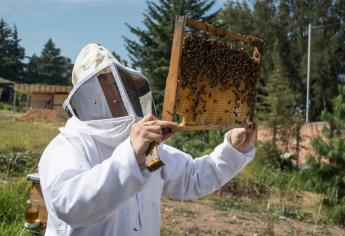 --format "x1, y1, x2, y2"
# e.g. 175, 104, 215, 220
178, 32, 262, 123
